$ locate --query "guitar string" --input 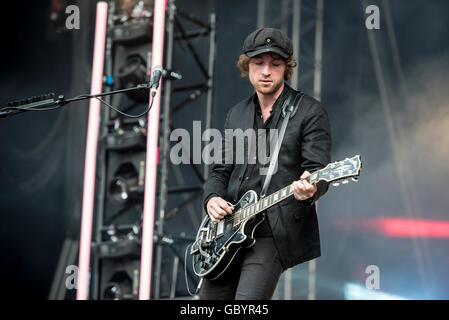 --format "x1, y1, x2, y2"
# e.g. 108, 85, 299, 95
211, 164, 359, 226
219, 185, 293, 225
218, 170, 358, 226
217, 177, 319, 225
204, 161, 360, 235
215, 174, 324, 225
